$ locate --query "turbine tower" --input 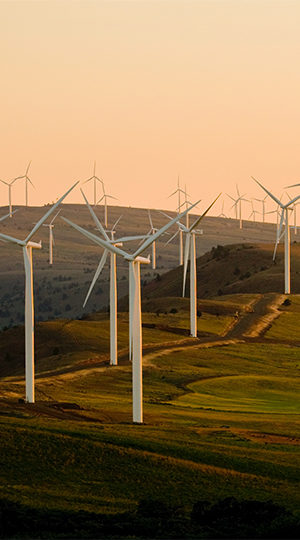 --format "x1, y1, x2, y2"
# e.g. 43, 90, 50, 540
83, 162, 104, 206
252, 177, 300, 294
182, 195, 221, 337
62, 200, 198, 424
0, 182, 78, 402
